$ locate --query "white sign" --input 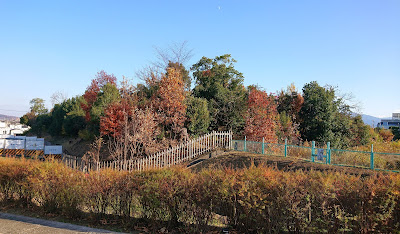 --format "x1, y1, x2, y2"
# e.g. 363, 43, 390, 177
14, 136, 26, 140
44, 145, 63, 155
317, 149, 324, 161
25, 136, 37, 141
25, 140, 44, 150
0, 134, 14, 139
0, 139, 4, 149
5, 139, 25, 149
